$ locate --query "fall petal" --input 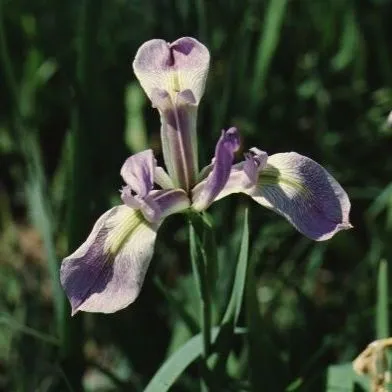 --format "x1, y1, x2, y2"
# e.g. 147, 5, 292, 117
251, 152, 352, 241
60, 206, 159, 314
